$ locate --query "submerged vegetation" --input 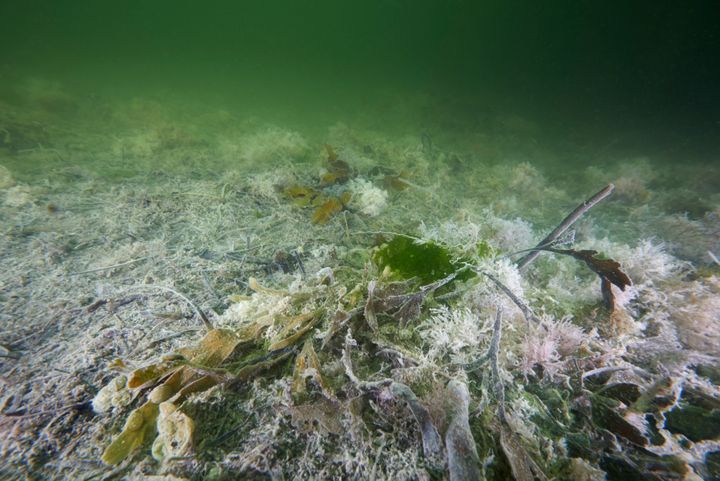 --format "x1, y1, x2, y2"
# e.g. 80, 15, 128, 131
79, 180, 715, 480
0, 80, 719, 481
